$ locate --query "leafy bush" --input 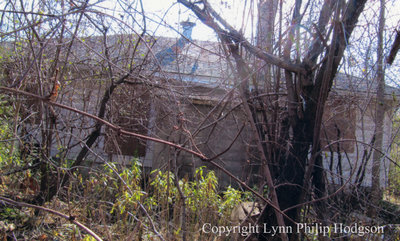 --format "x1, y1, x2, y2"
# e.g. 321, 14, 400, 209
0, 102, 252, 240
388, 116, 400, 199
388, 157, 400, 198
75, 163, 252, 240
